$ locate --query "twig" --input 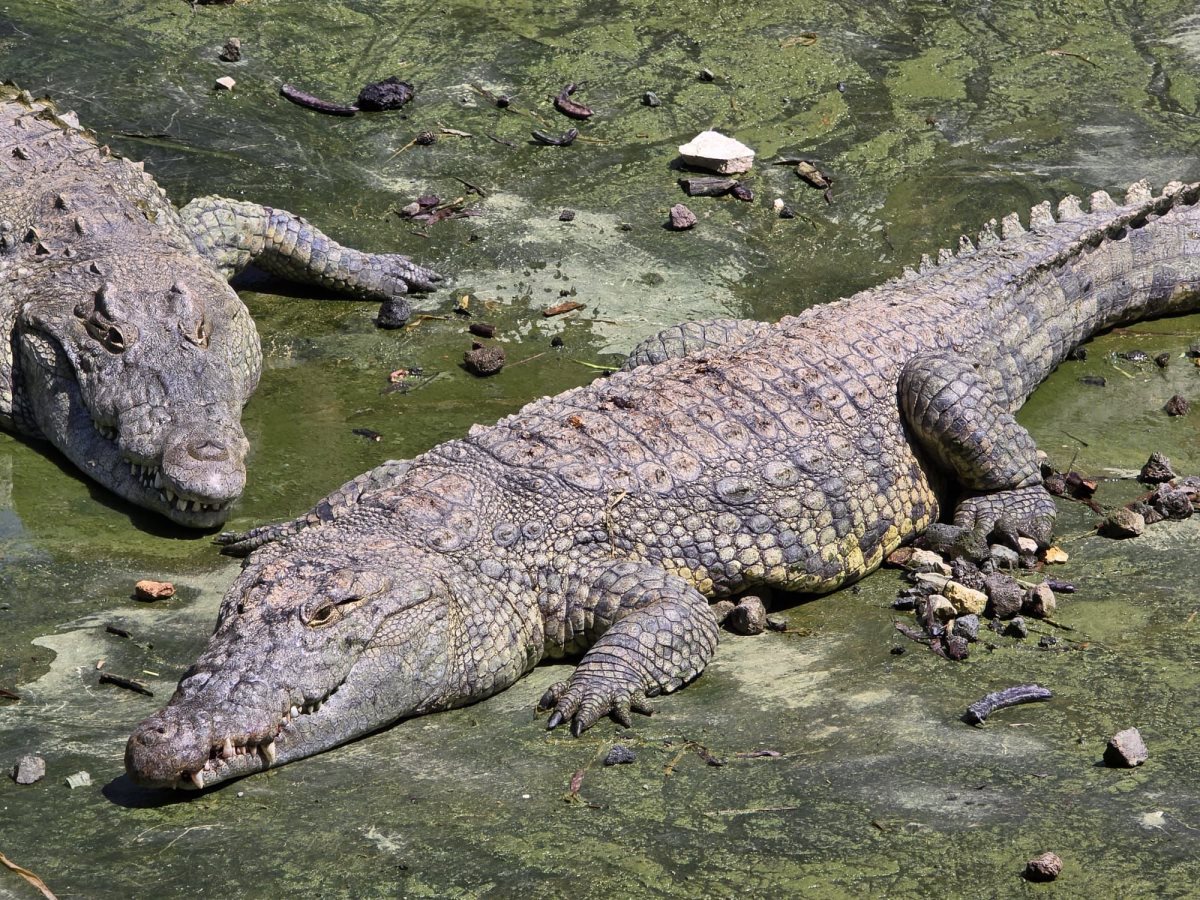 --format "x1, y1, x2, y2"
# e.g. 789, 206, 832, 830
99, 672, 154, 697
705, 805, 801, 818
0, 852, 58, 900
573, 360, 620, 372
